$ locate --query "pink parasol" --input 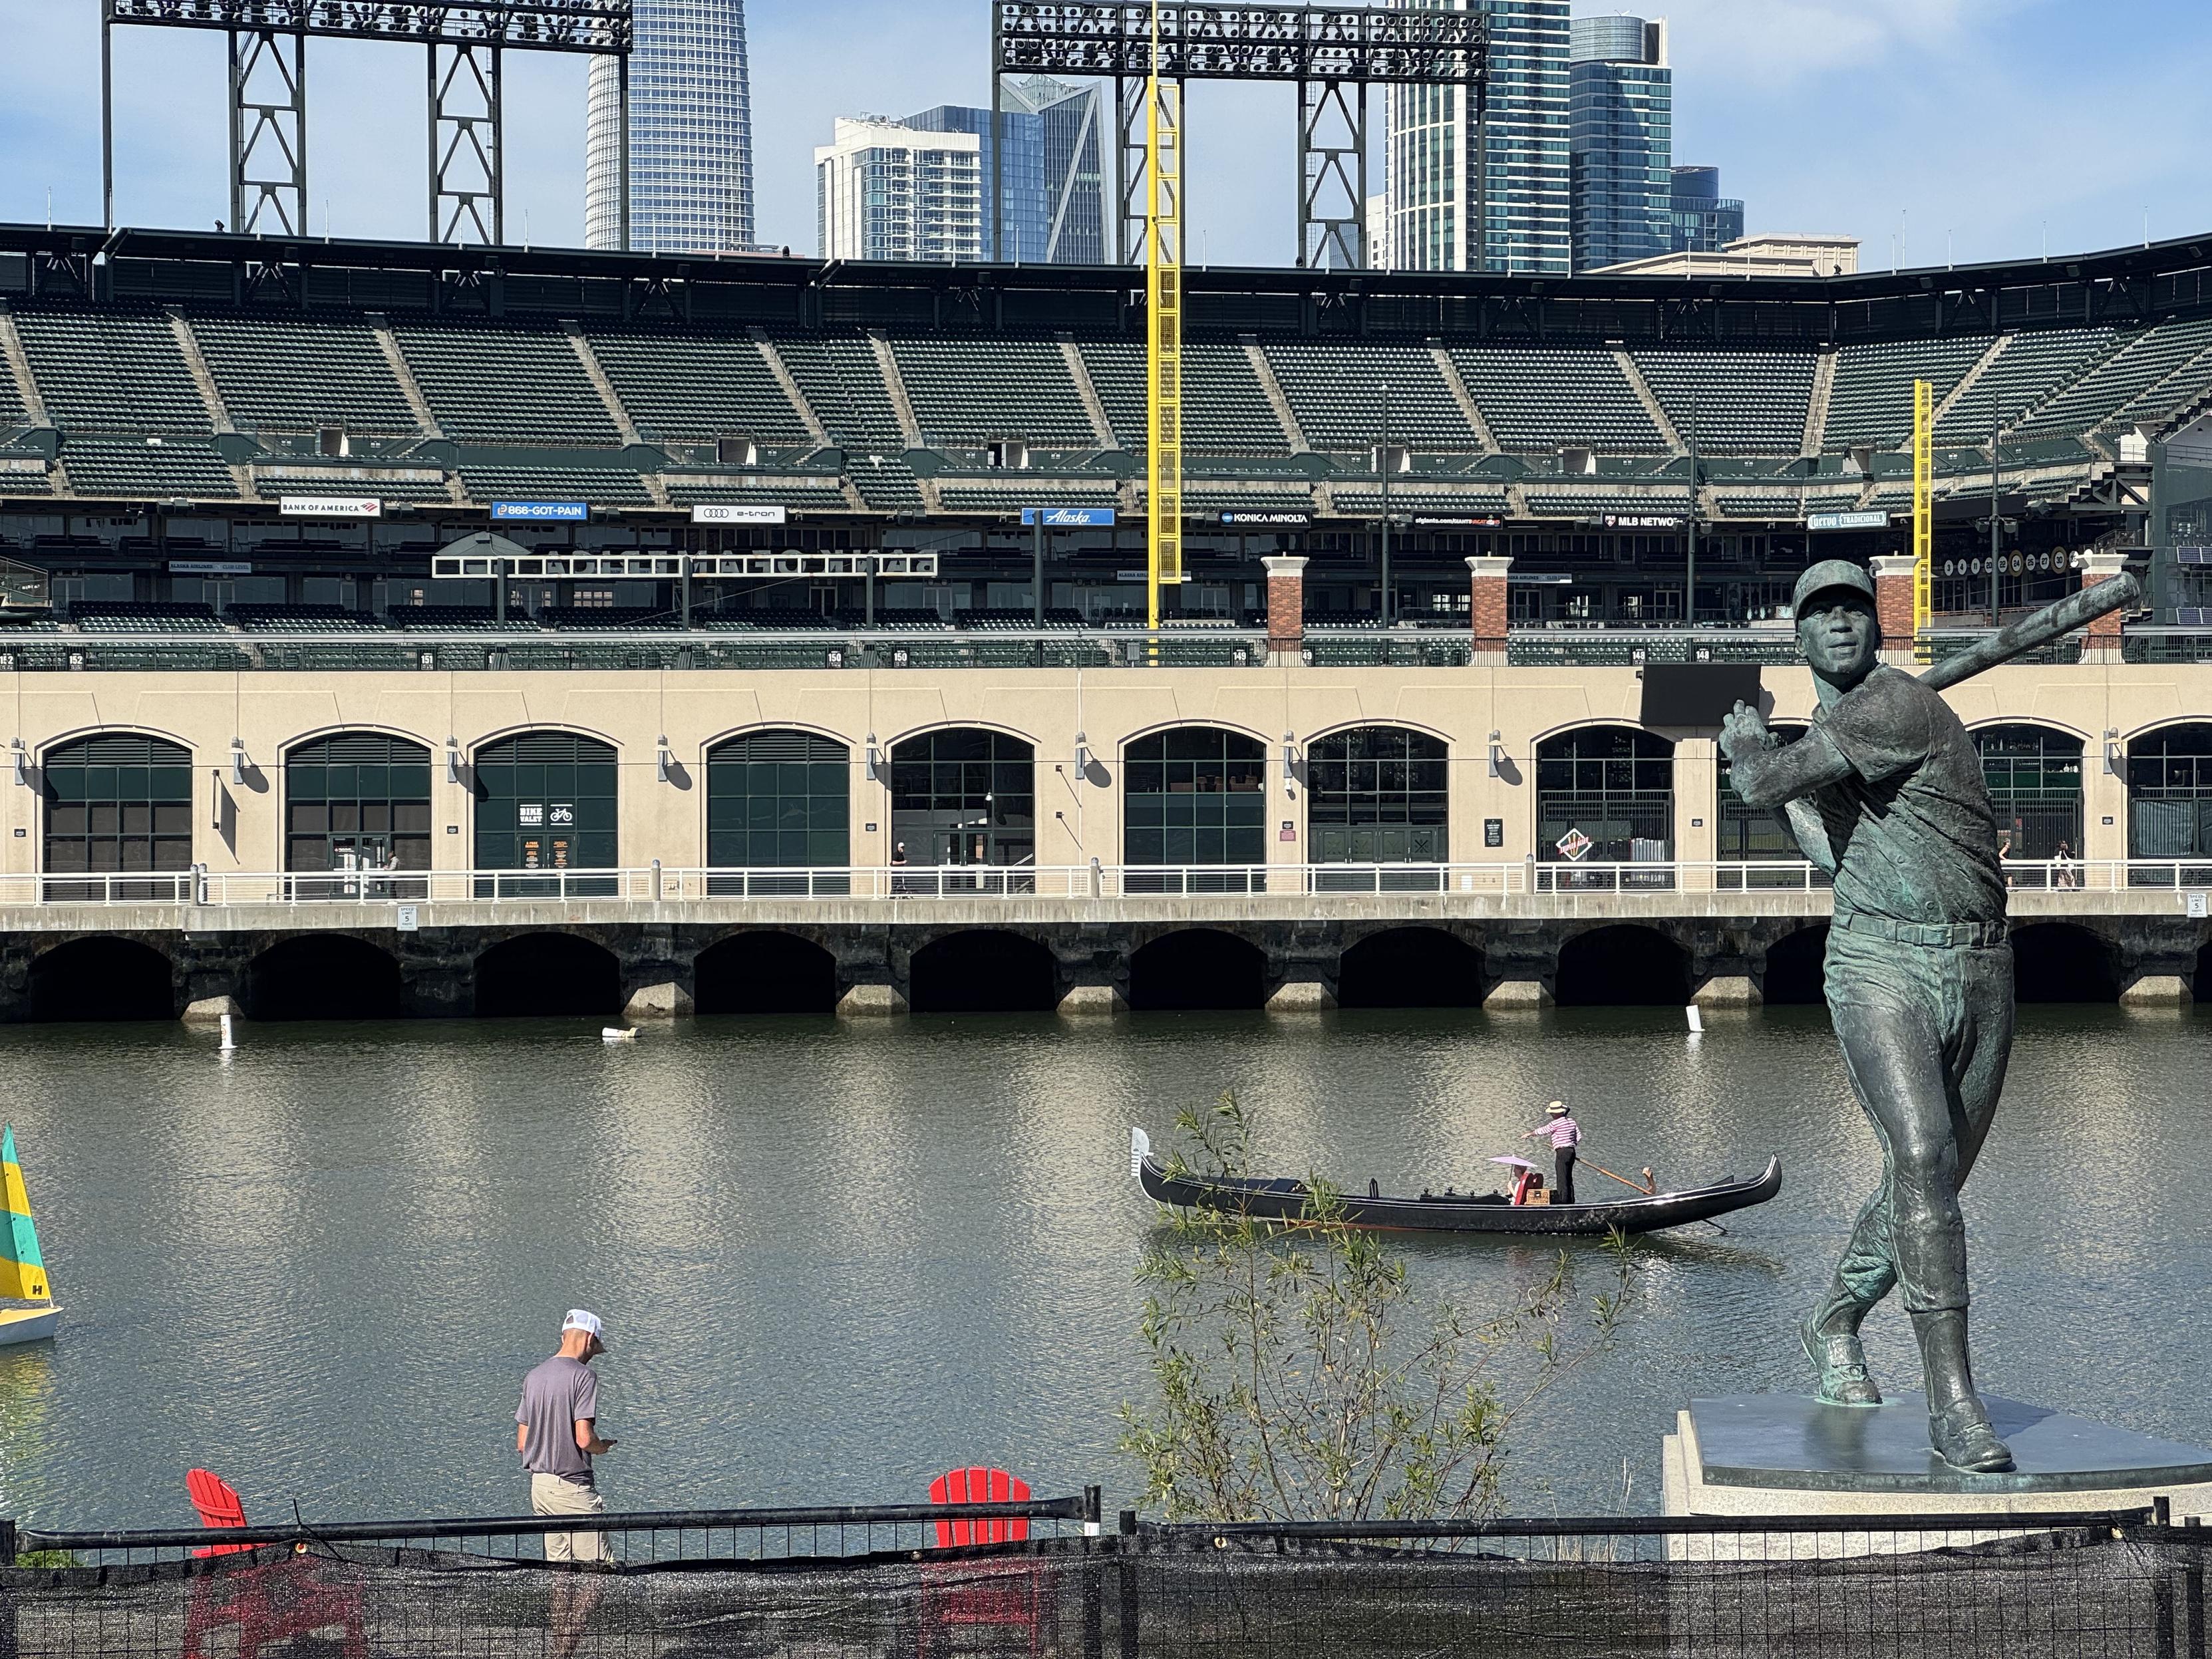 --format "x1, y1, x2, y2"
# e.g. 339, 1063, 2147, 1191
1489, 1155, 1539, 1172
